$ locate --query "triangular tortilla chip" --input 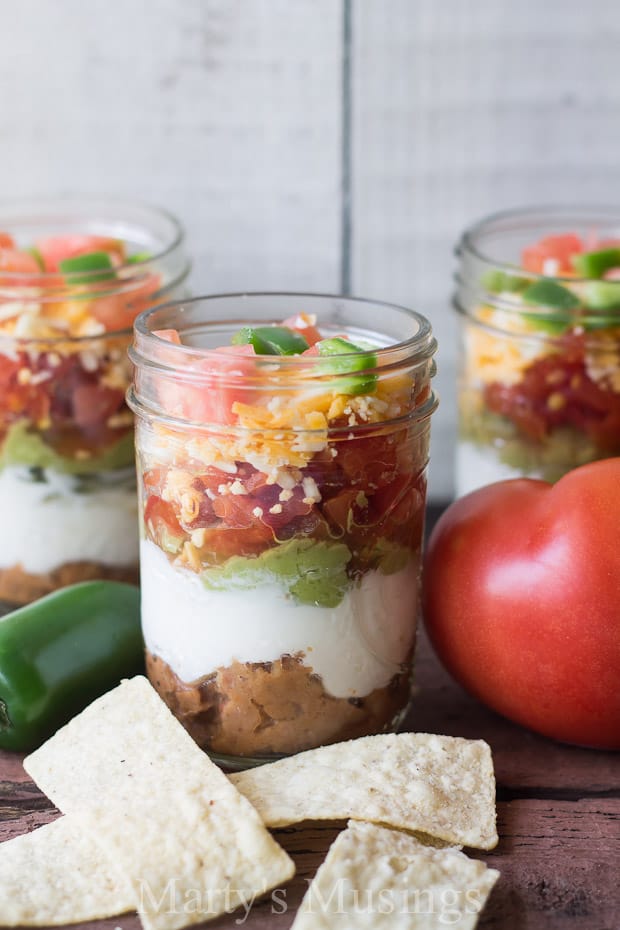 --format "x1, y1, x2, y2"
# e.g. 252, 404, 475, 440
291, 820, 499, 929
0, 817, 133, 925
25, 676, 294, 930
232, 732, 498, 849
